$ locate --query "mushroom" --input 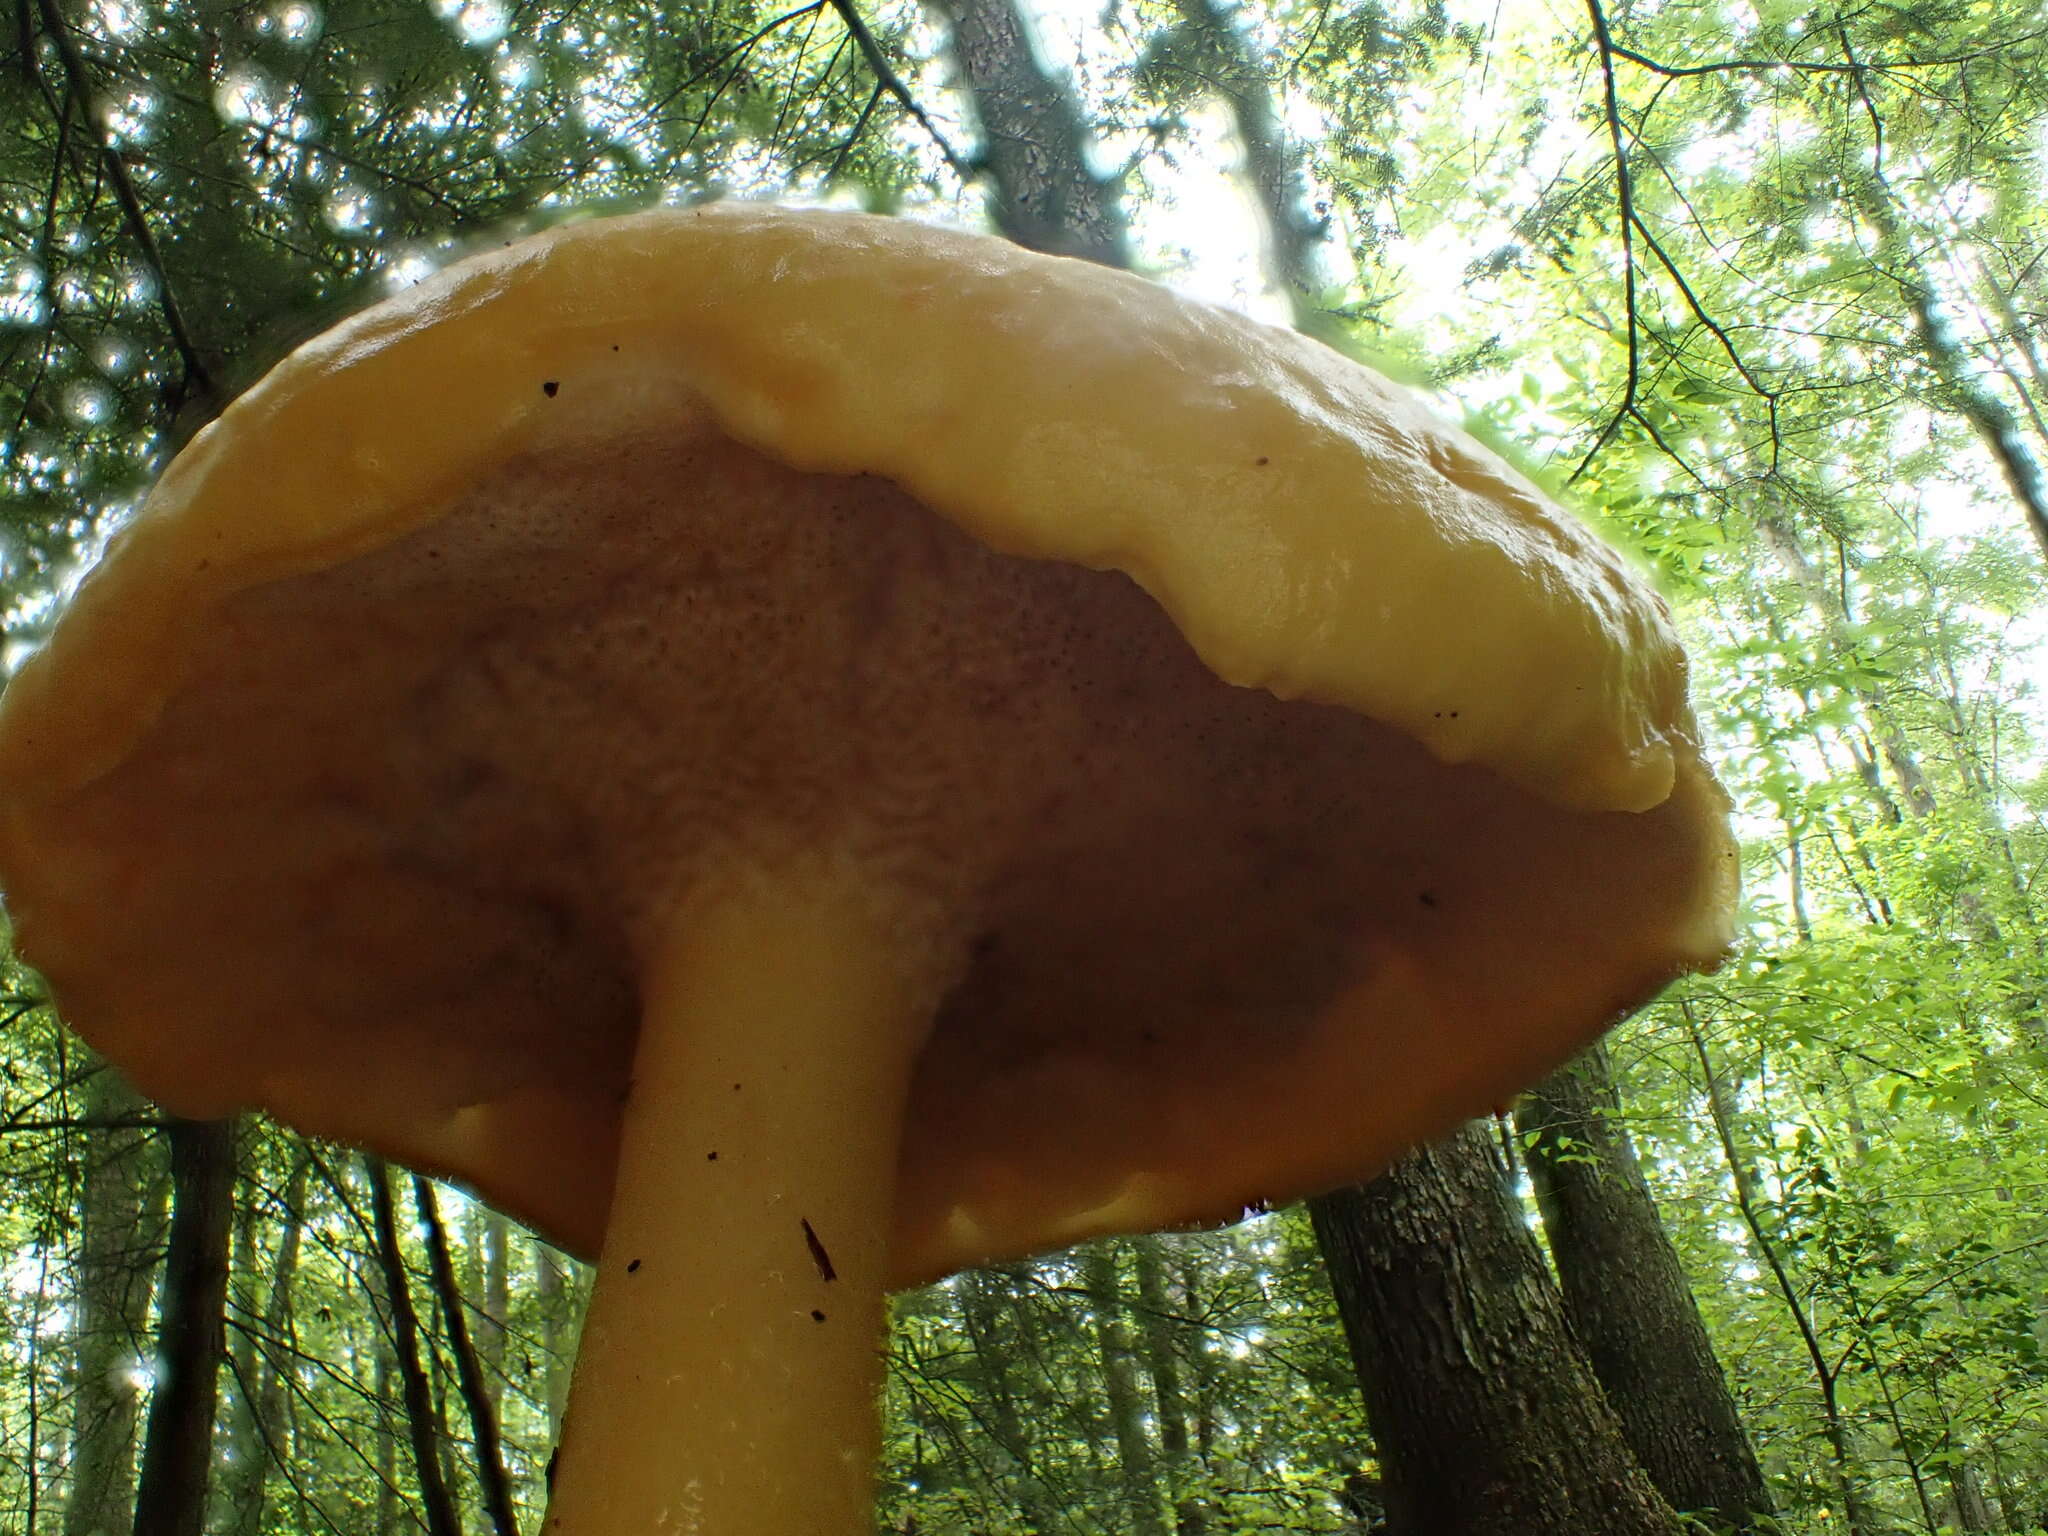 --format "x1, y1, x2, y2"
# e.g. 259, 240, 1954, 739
0, 204, 1736, 1532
